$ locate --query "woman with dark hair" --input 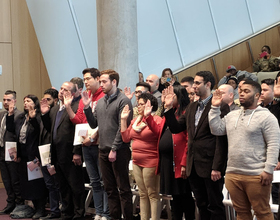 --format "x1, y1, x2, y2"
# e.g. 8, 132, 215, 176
121, 93, 162, 220
158, 68, 180, 93
145, 85, 195, 220
6, 95, 47, 219
253, 45, 279, 72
